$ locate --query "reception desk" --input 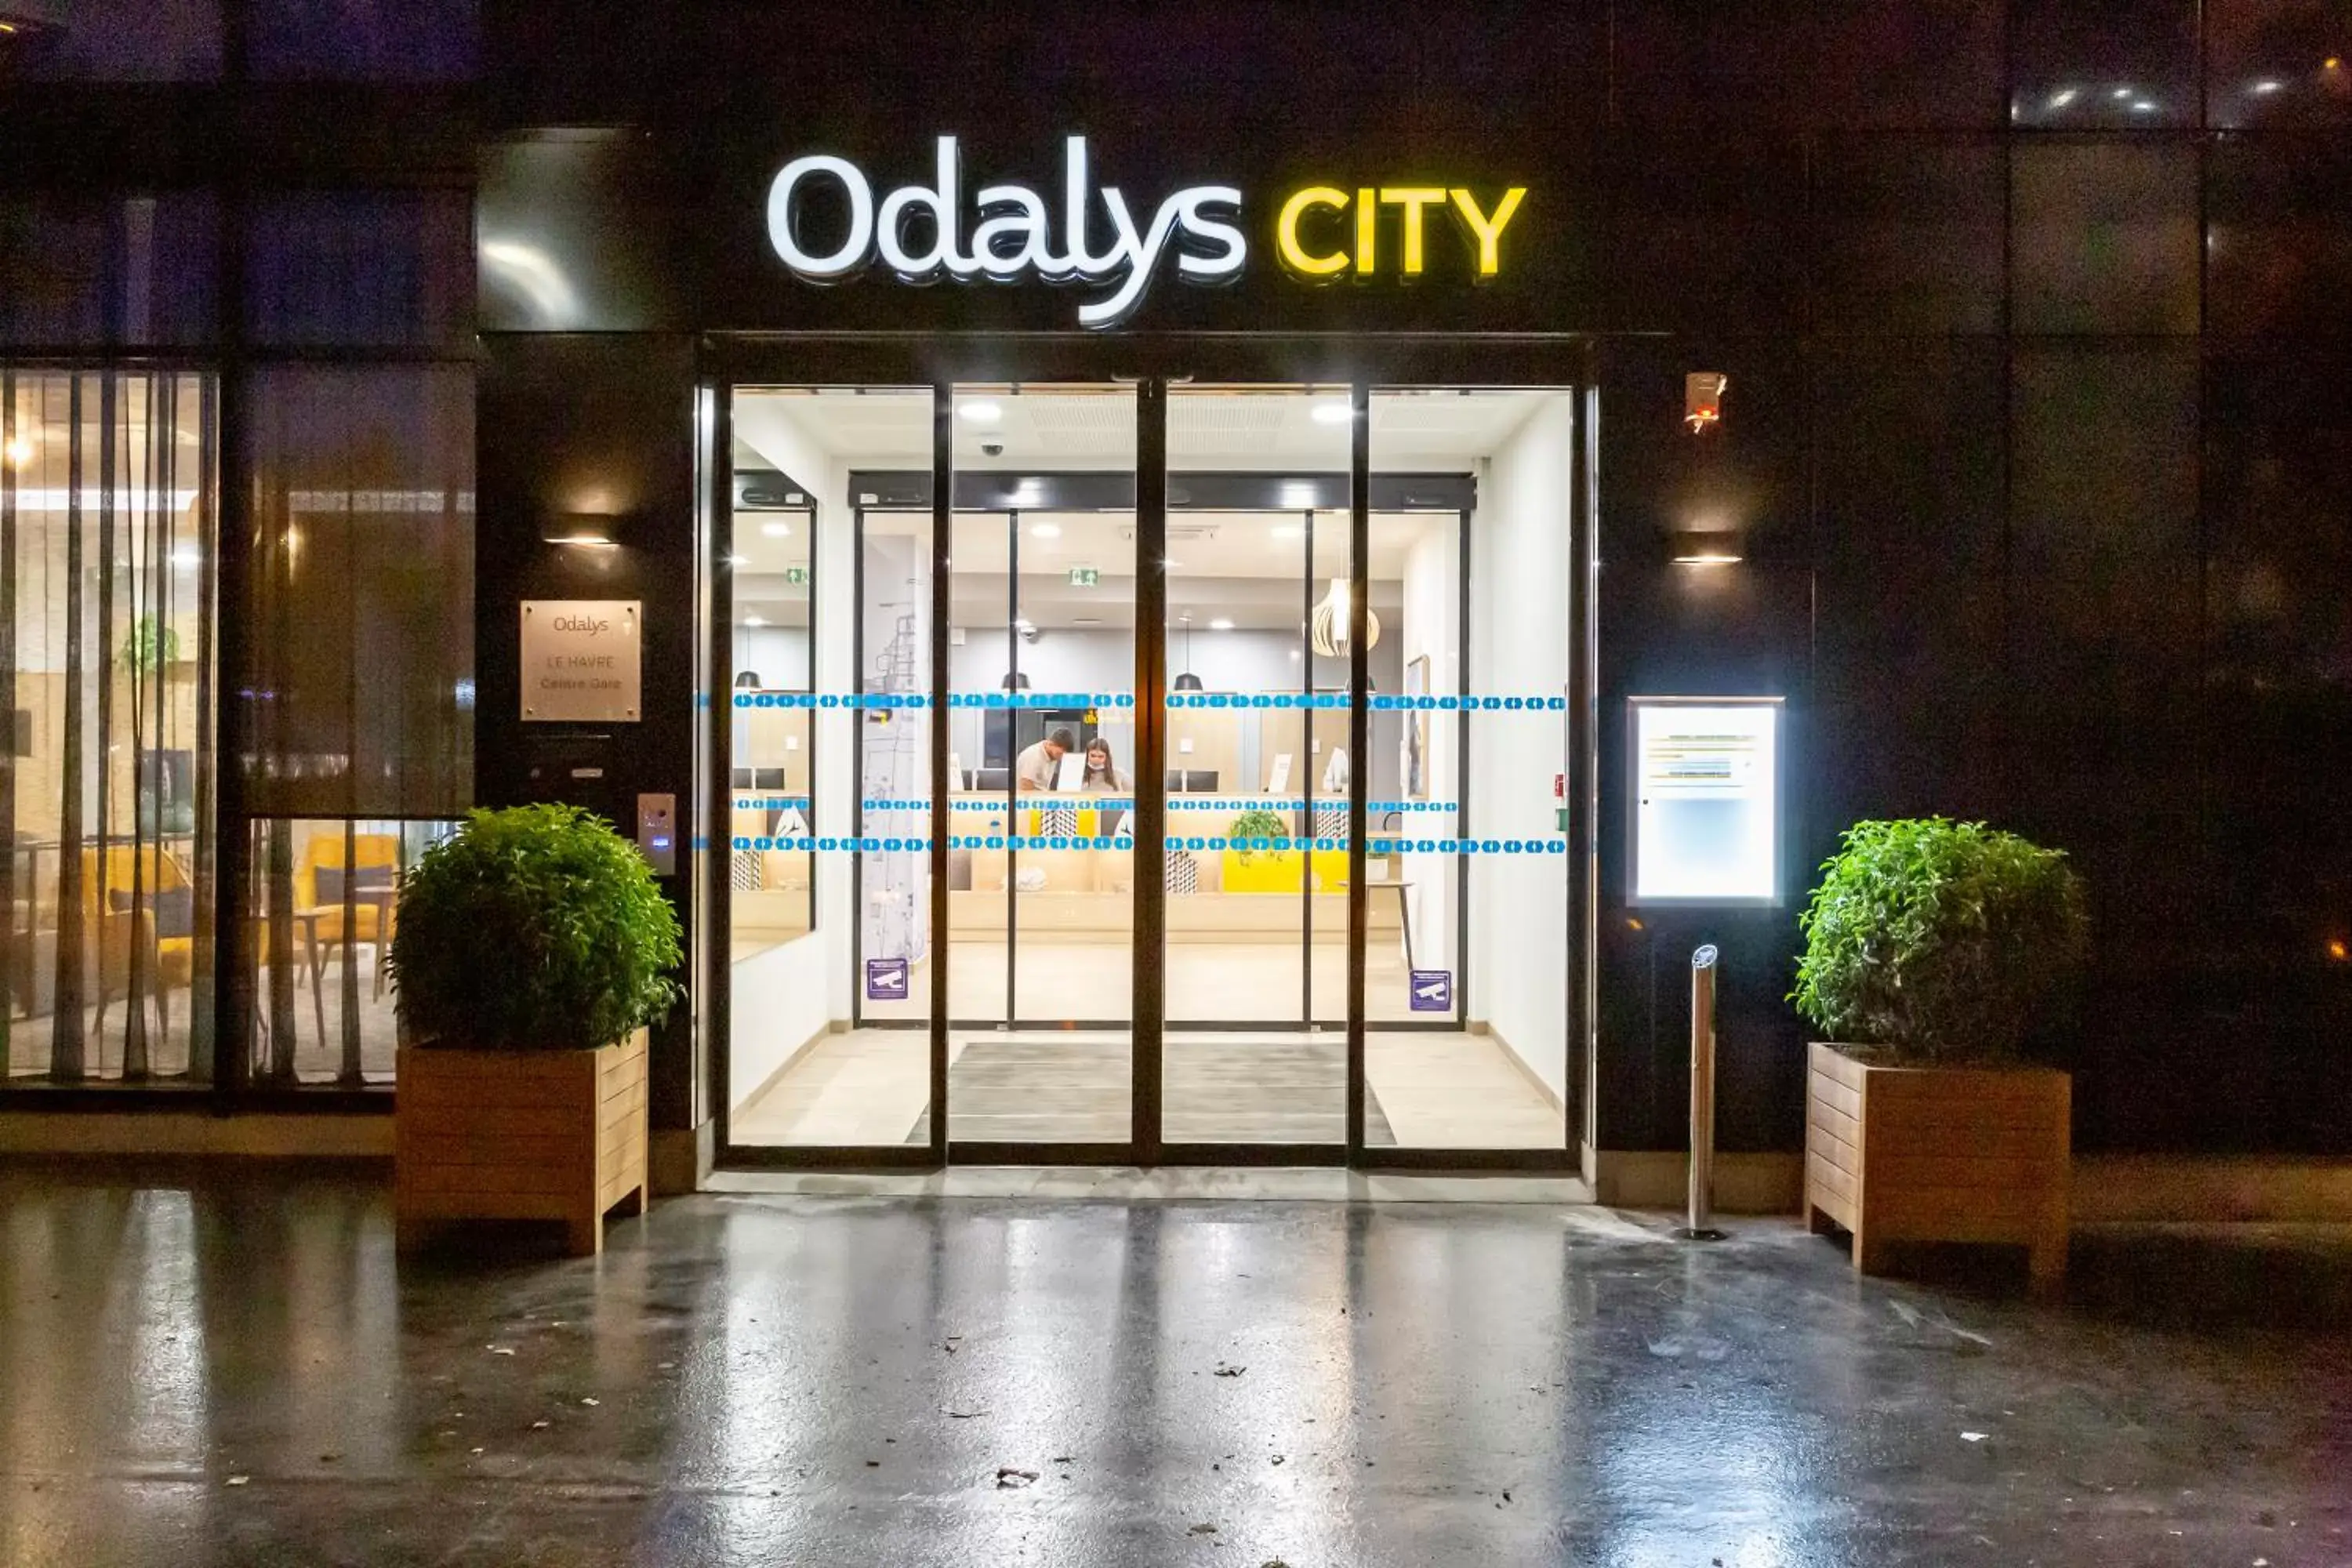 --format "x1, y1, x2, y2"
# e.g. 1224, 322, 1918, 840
946, 792, 1402, 946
